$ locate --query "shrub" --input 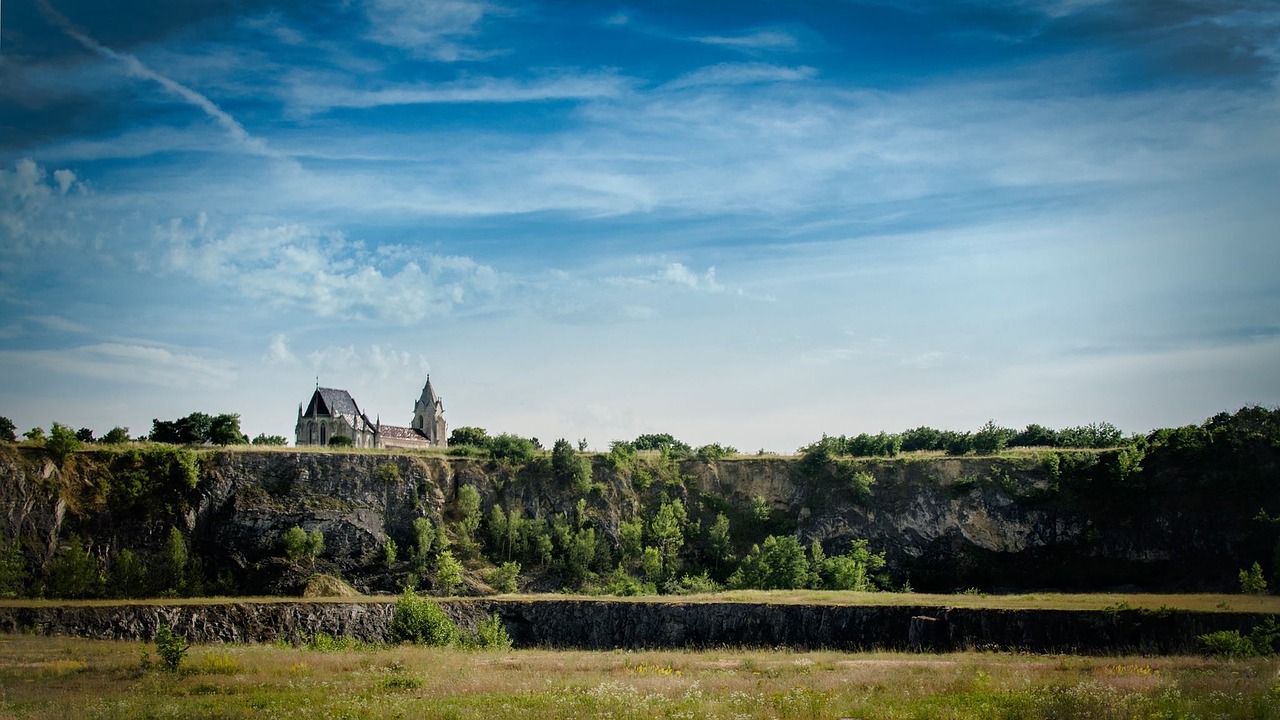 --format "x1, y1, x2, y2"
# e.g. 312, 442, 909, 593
468, 613, 513, 651
485, 561, 520, 593
388, 587, 460, 645
46, 423, 80, 463
282, 526, 308, 563
154, 624, 189, 672
382, 539, 398, 567
328, 435, 353, 447
435, 549, 464, 595
1239, 562, 1268, 594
